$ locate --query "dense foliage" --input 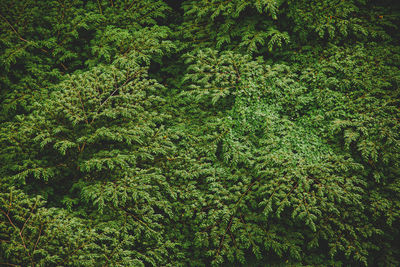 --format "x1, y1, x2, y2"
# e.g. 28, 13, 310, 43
1, 0, 399, 266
